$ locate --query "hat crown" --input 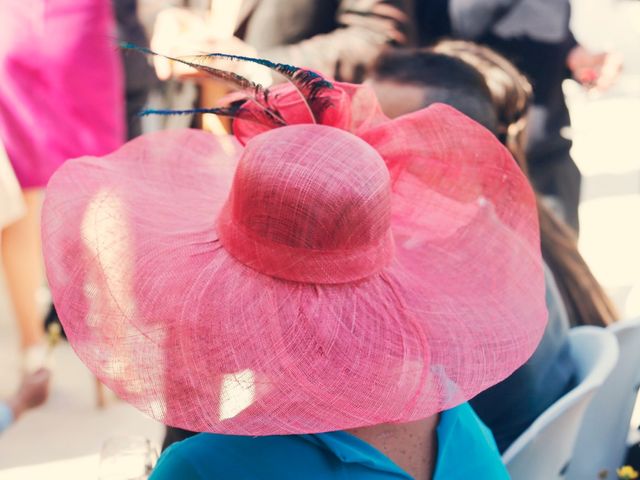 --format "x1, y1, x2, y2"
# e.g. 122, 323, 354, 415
228, 125, 391, 251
